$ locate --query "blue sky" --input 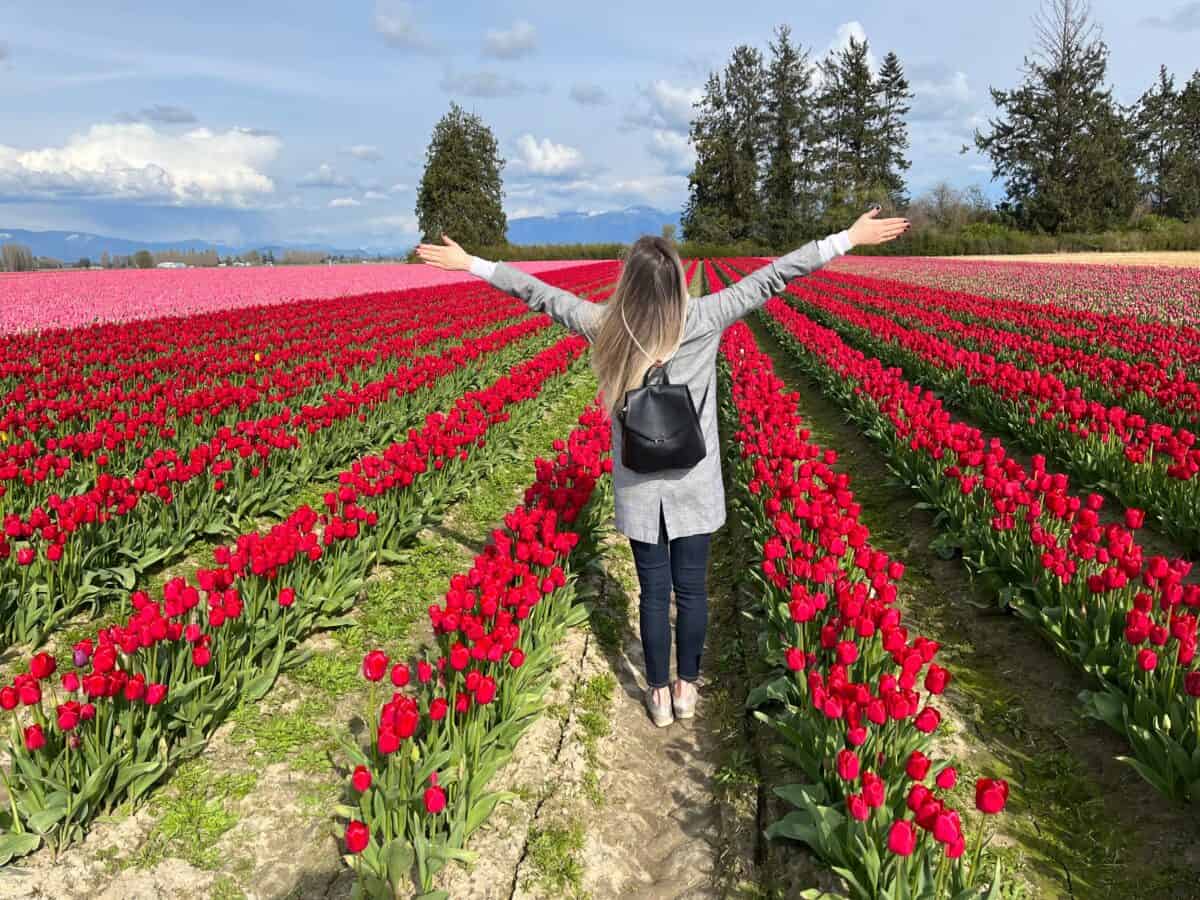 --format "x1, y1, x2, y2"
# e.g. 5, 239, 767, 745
2, 0, 1199, 249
